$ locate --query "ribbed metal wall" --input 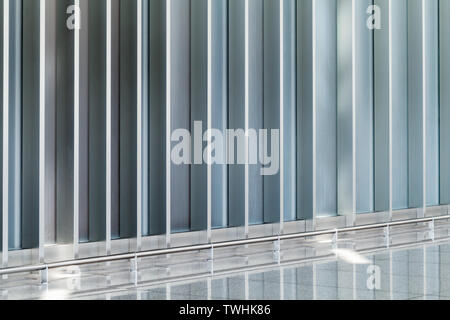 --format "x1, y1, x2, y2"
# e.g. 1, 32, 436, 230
0, 0, 449, 267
